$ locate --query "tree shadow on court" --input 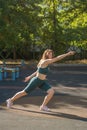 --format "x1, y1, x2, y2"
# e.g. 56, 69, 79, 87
1, 86, 87, 108
13, 92, 87, 109
48, 71, 87, 88
1, 86, 87, 122
11, 107, 87, 122
1, 67, 87, 122
4, 91, 86, 122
